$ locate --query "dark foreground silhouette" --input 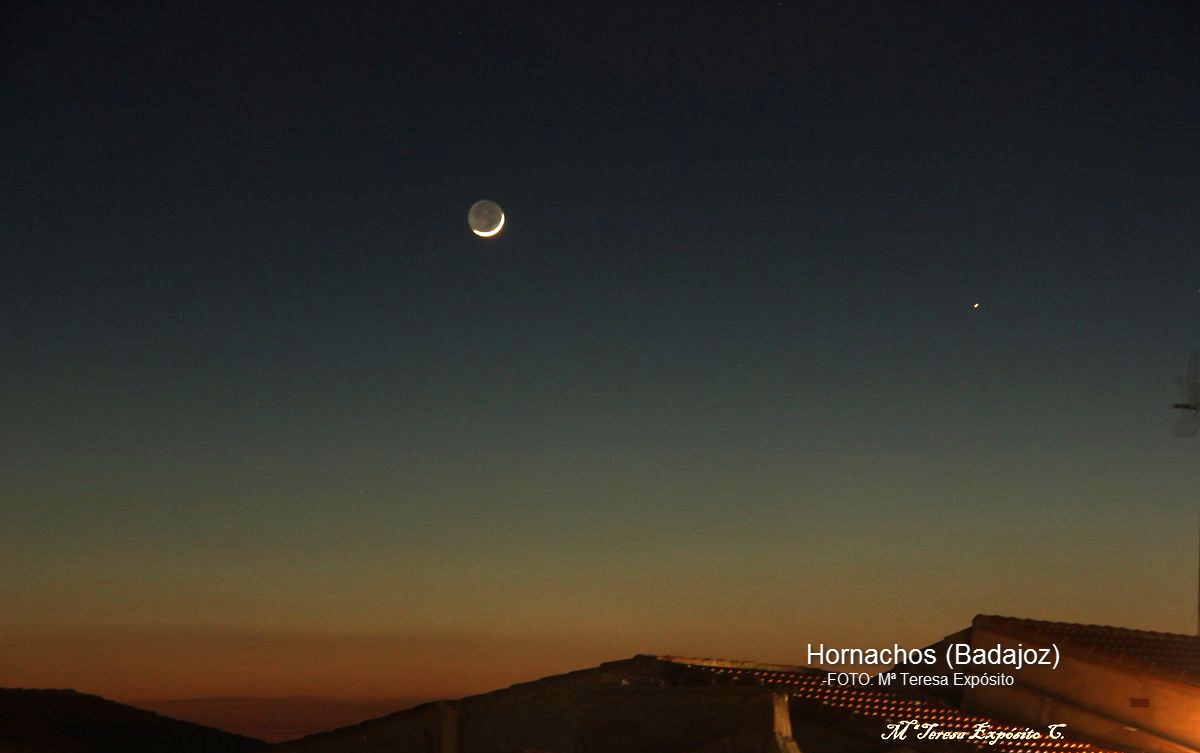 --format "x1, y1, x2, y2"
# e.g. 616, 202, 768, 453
0, 688, 267, 753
